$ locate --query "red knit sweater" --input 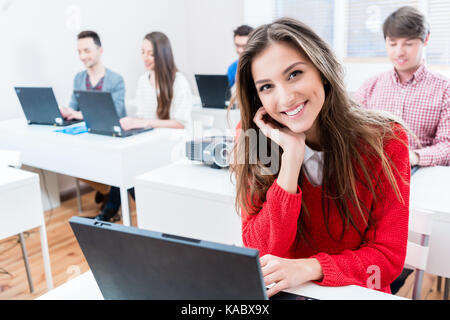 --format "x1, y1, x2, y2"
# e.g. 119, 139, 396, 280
241, 126, 410, 294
